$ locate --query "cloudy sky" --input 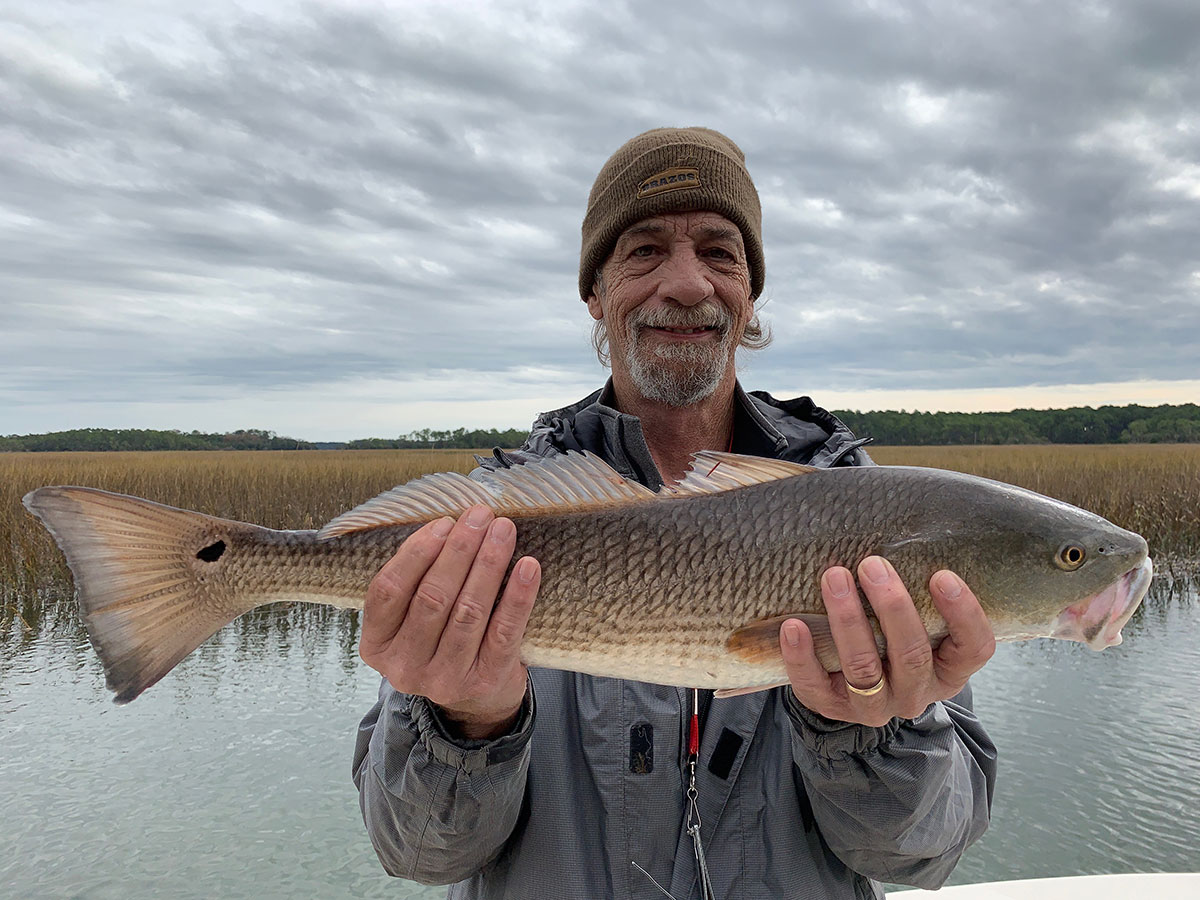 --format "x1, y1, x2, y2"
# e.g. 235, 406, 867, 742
2, 0, 1197, 441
